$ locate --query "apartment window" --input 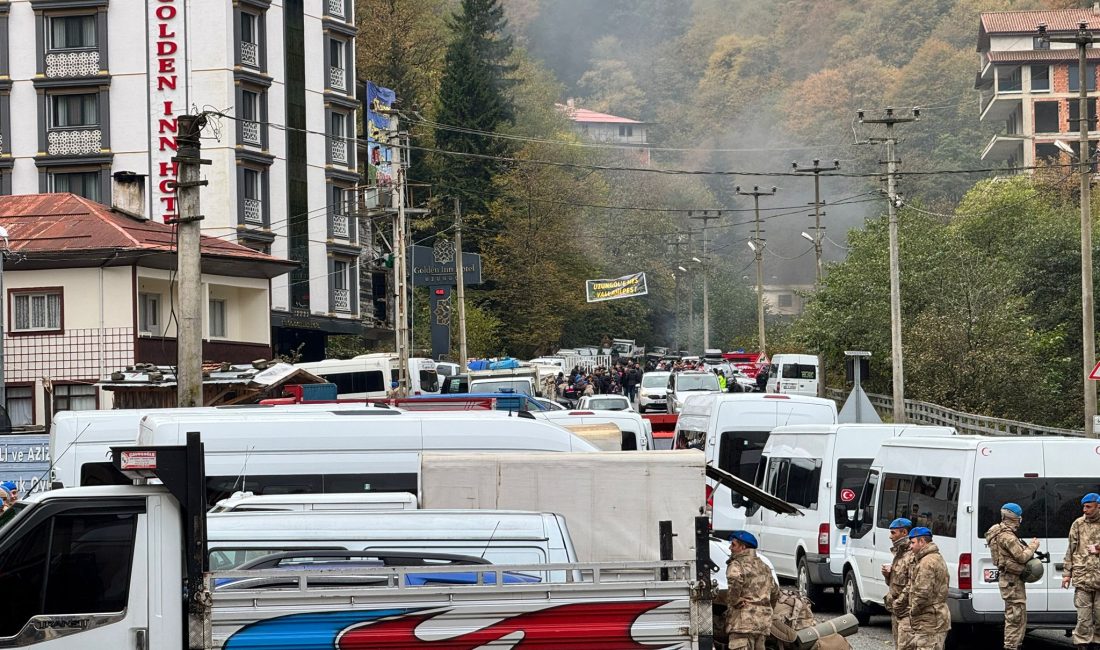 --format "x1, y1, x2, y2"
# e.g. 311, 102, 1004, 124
50, 171, 101, 202
5, 386, 32, 427
1069, 98, 1098, 130
50, 15, 96, 50
329, 112, 348, 164
209, 299, 227, 338
330, 185, 350, 239
997, 66, 1022, 92
1069, 64, 1098, 92
53, 384, 96, 412
240, 90, 261, 145
1036, 142, 1061, 162
332, 260, 352, 313
11, 290, 61, 332
1033, 35, 1050, 50
1031, 65, 1051, 92
1035, 101, 1059, 133
328, 39, 346, 90
139, 293, 161, 335
618, 124, 633, 137
51, 94, 98, 128
242, 168, 263, 225
778, 294, 793, 308
240, 12, 260, 67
